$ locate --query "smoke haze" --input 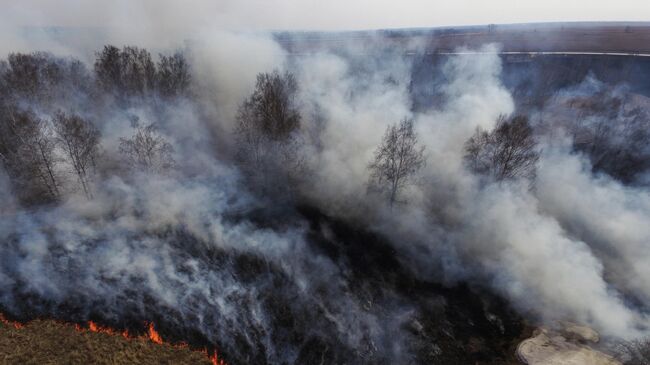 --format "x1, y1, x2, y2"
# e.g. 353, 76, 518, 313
1, 2, 650, 364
